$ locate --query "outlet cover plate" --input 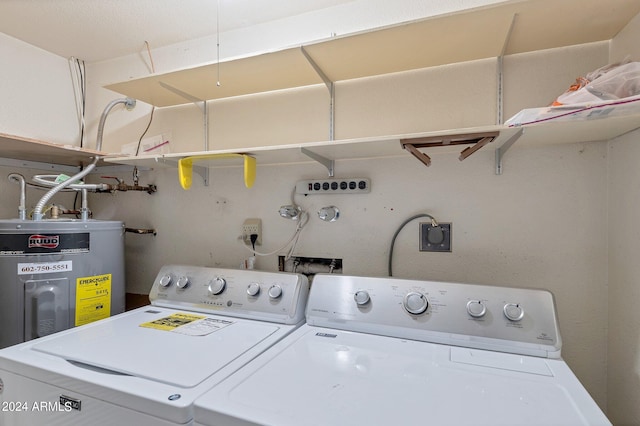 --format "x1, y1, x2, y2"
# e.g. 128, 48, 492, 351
419, 222, 451, 252
242, 218, 262, 246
